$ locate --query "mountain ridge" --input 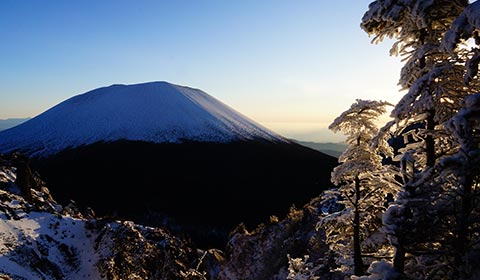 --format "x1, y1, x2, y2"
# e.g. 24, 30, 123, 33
294, 140, 346, 158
